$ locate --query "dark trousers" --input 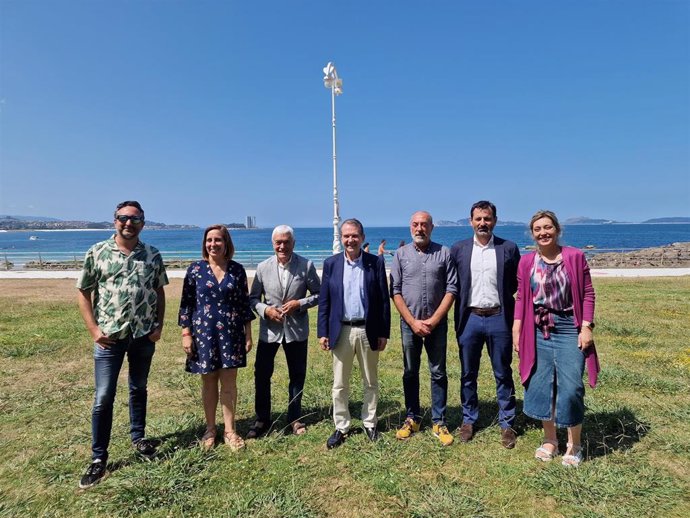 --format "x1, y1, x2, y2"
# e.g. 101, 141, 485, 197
401, 320, 448, 425
458, 312, 516, 429
254, 339, 308, 424
91, 335, 155, 461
